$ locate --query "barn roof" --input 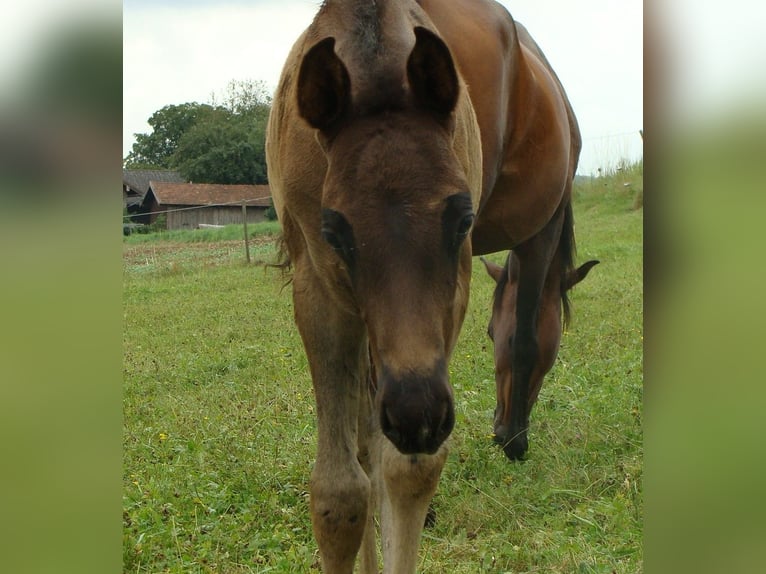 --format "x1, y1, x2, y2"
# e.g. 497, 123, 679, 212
123, 169, 184, 195
147, 182, 272, 207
